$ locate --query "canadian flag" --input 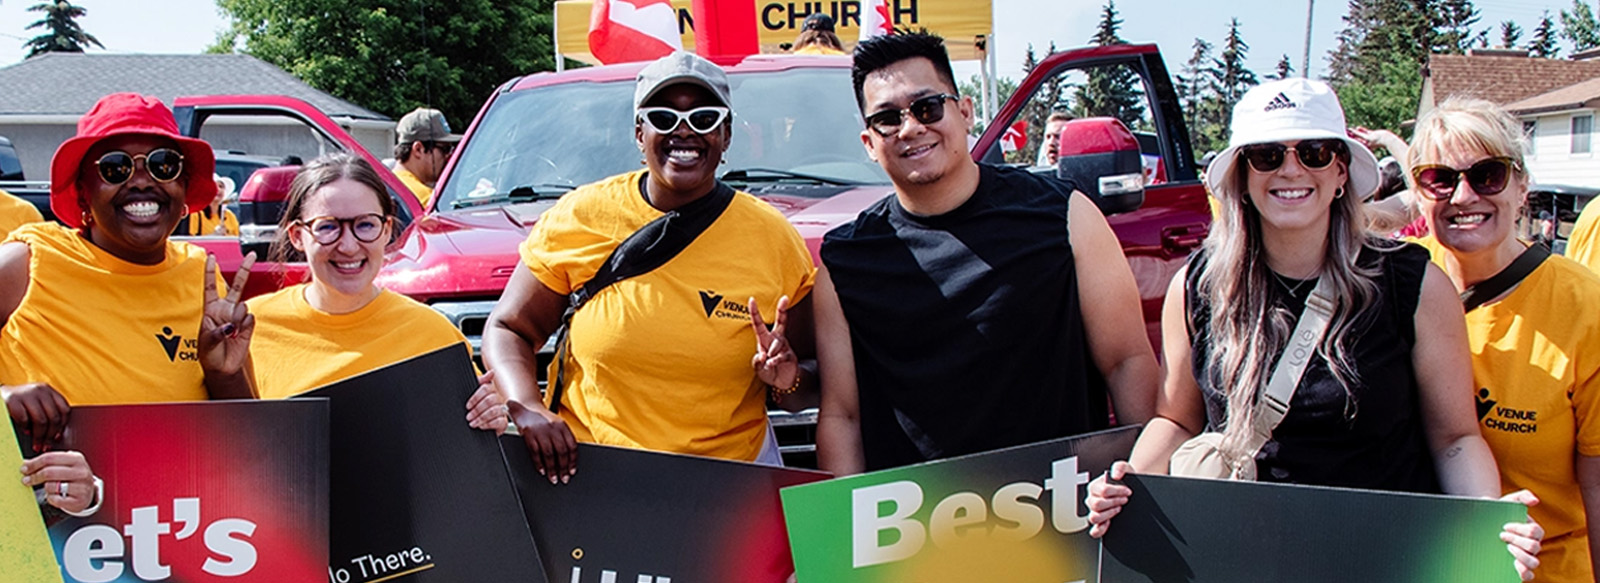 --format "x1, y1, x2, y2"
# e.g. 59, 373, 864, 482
1000, 121, 1028, 153
589, 0, 684, 65
859, 0, 893, 42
